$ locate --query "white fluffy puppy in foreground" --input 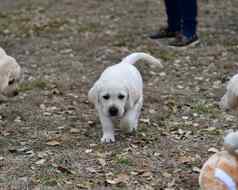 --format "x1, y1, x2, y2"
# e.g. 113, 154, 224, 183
220, 74, 238, 110
88, 52, 163, 143
0, 47, 21, 97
